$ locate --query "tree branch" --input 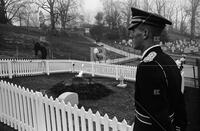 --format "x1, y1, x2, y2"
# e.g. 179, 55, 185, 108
8, 4, 25, 21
